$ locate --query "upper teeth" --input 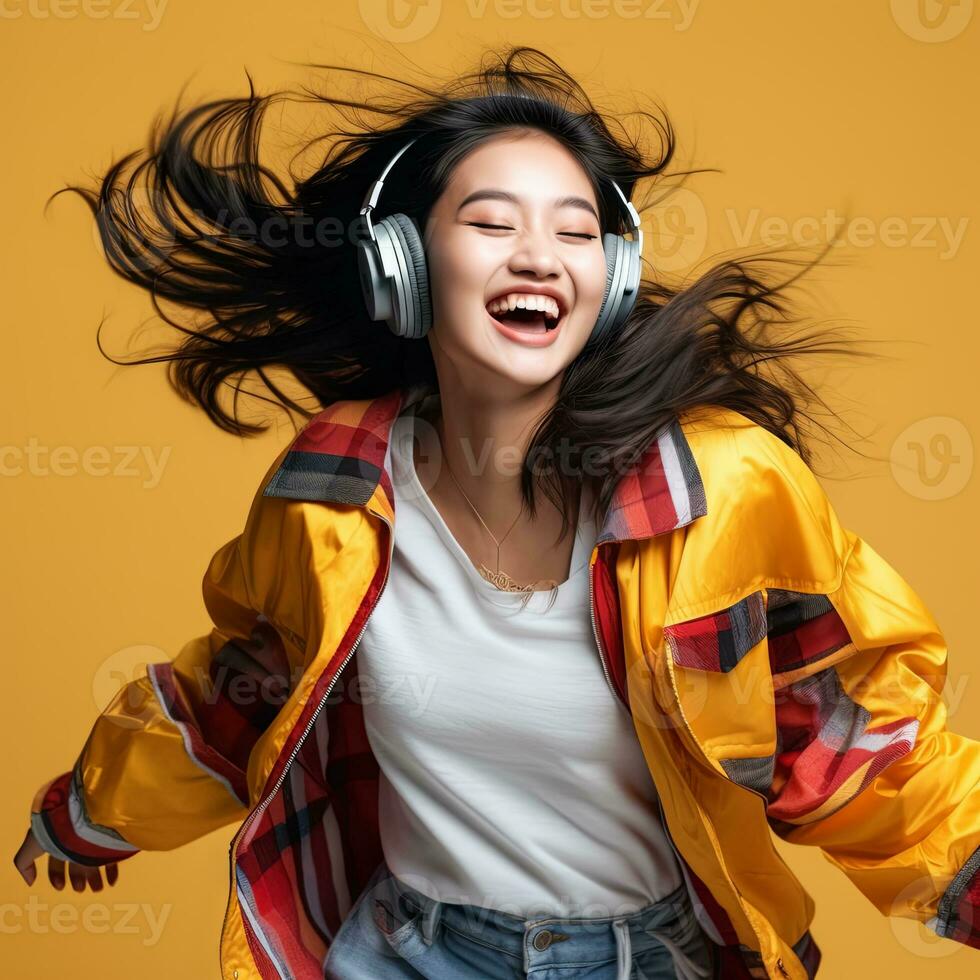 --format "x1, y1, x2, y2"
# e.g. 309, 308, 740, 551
487, 293, 561, 318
